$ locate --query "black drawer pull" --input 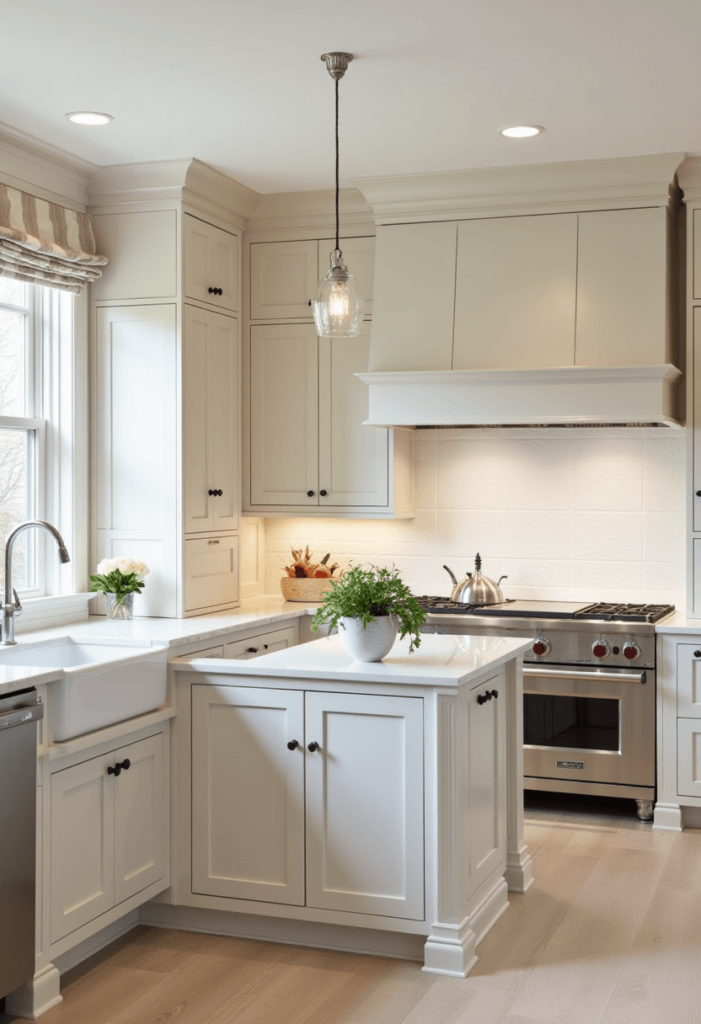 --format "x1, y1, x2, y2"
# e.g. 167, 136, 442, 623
477, 690, 494, 705
247, 647, 259, 653
320, 489, 327, 497
308, 741, 320, 752
287, 739, 299, 750
307, 490, 314, 497
695, 651, 701, 658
